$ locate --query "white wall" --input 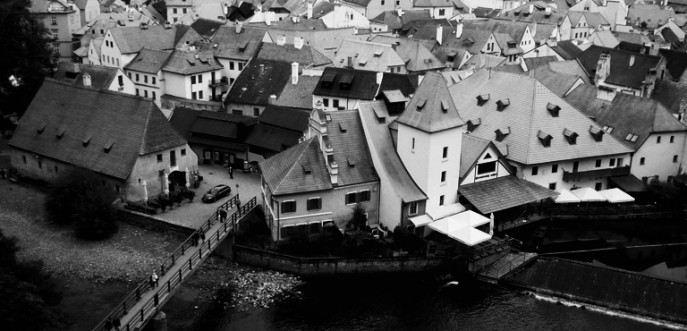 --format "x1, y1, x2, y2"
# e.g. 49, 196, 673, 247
107, 68, 136, 96
520, 153, 632, 191
125, 69, 163, 106
460, 145, 512, 185
632, 132, 686, 181
321, 5, 370, 29
217, 58, 247, 86
313, 95, 361, 111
